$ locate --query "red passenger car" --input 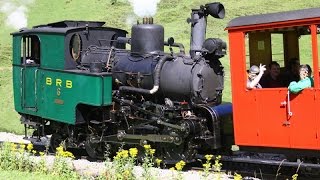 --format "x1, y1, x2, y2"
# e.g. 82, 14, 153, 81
227, 8, 320, 152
